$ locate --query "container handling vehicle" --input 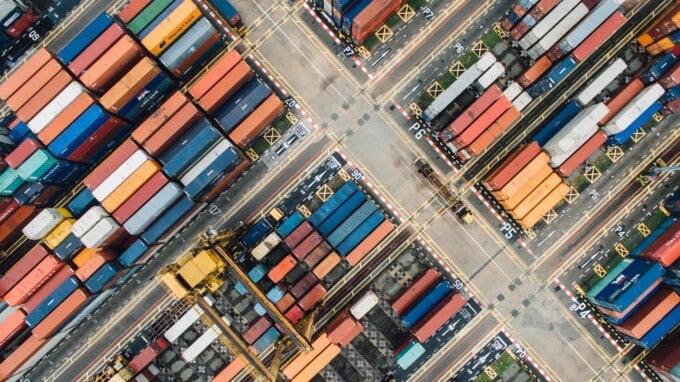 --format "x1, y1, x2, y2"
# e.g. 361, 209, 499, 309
414, 158, 473, 224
